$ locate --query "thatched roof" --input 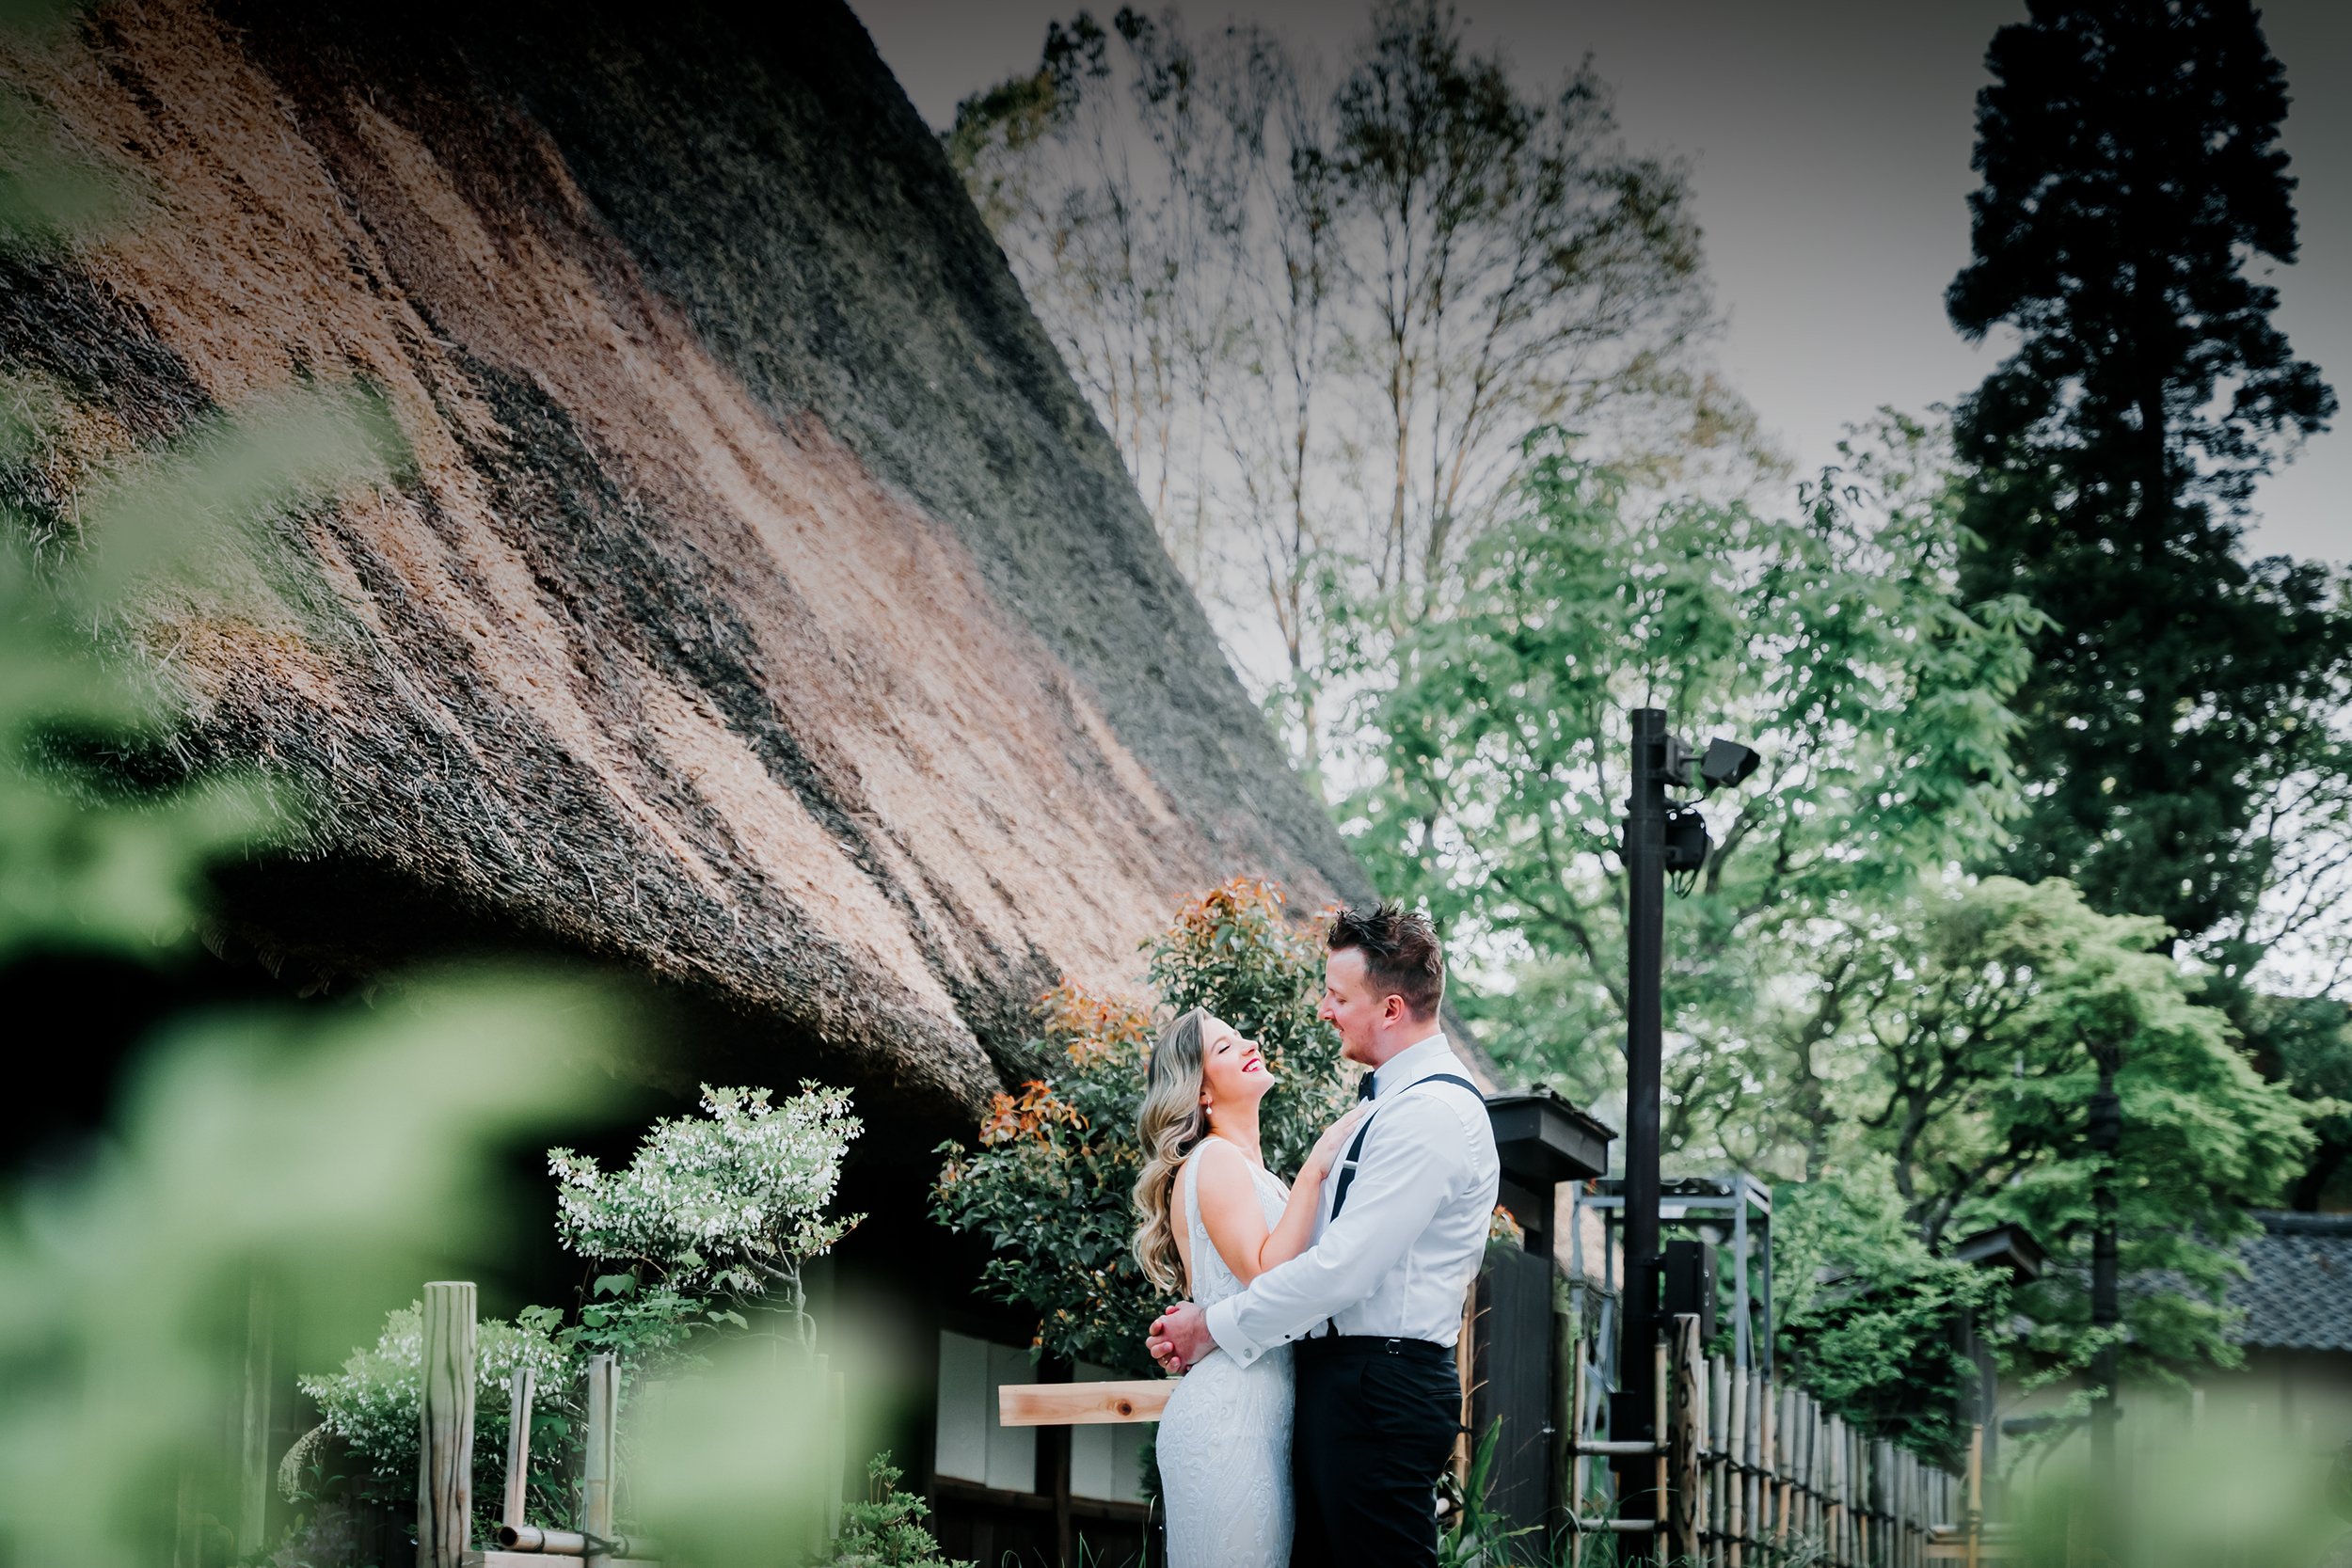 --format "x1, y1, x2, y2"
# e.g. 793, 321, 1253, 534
0, 0, 1375, 1114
